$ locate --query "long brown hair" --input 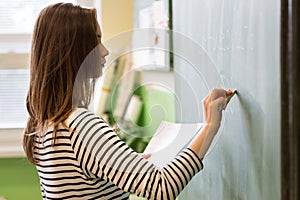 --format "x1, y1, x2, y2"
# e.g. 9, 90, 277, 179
23, 3, 100, 164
